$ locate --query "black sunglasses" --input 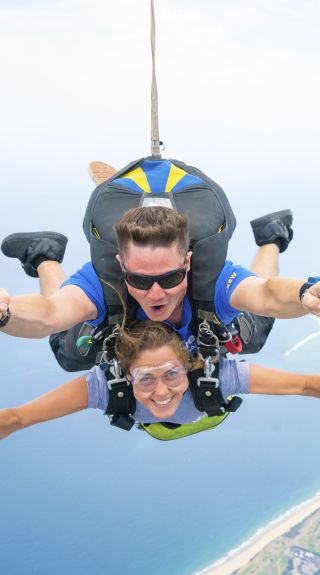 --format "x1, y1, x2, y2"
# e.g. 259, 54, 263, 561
122, 260, 187, 290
